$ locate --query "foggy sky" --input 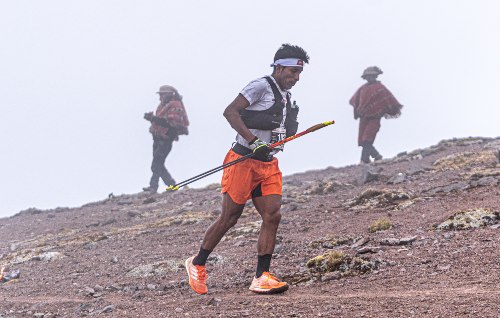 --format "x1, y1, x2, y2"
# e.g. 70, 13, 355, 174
1, 0, 499, 217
